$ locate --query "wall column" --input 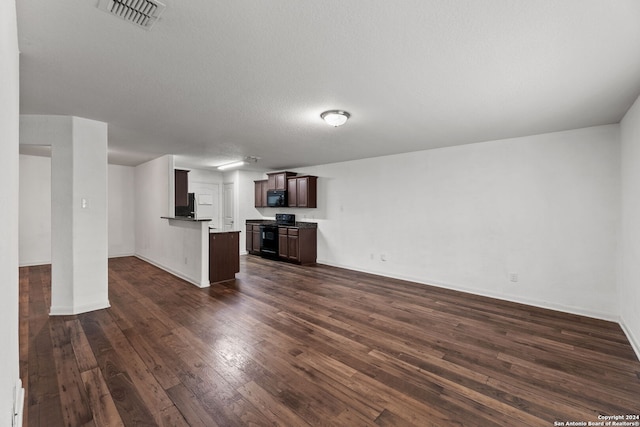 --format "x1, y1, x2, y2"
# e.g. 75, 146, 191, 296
20, 115, 109, 315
